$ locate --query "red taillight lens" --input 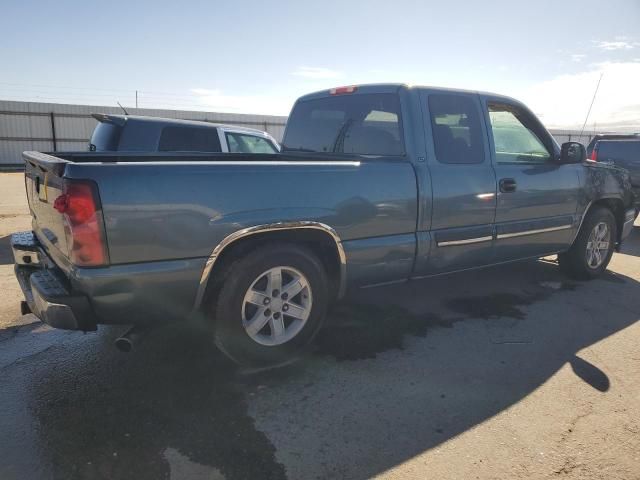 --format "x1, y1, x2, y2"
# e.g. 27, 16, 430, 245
53, 194, 69, 213
66, 183, 98, 224
60, 181, 108, 267
590, 147, 598, 161
330, 85, 357, 95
